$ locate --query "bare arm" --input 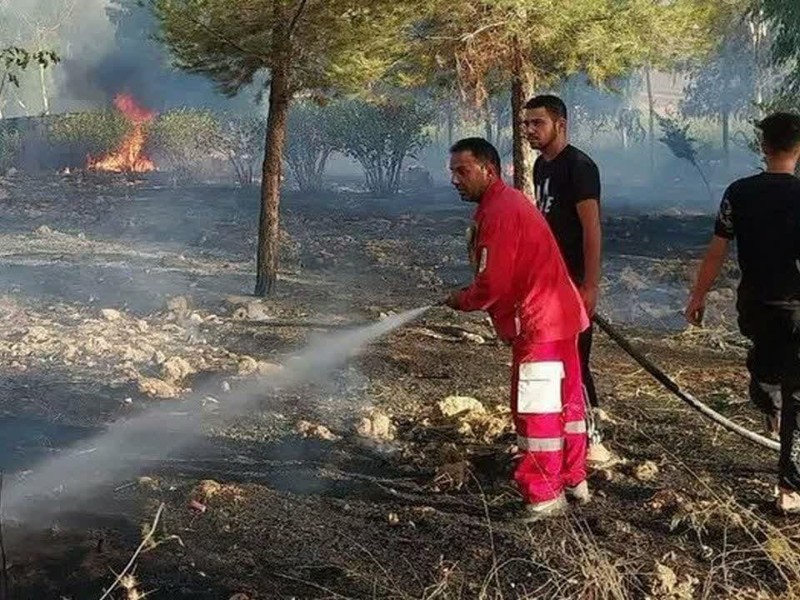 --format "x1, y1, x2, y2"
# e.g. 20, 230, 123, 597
685, 235, 730, 325
577, 199, 602, 315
